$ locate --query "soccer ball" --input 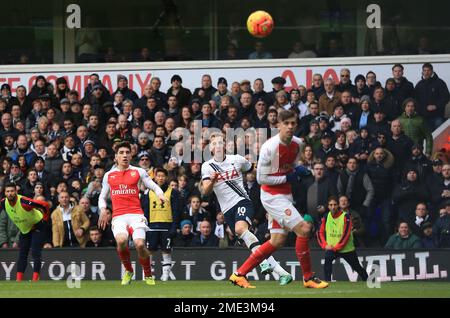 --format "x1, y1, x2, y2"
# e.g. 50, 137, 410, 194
247, 11, 274, 38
